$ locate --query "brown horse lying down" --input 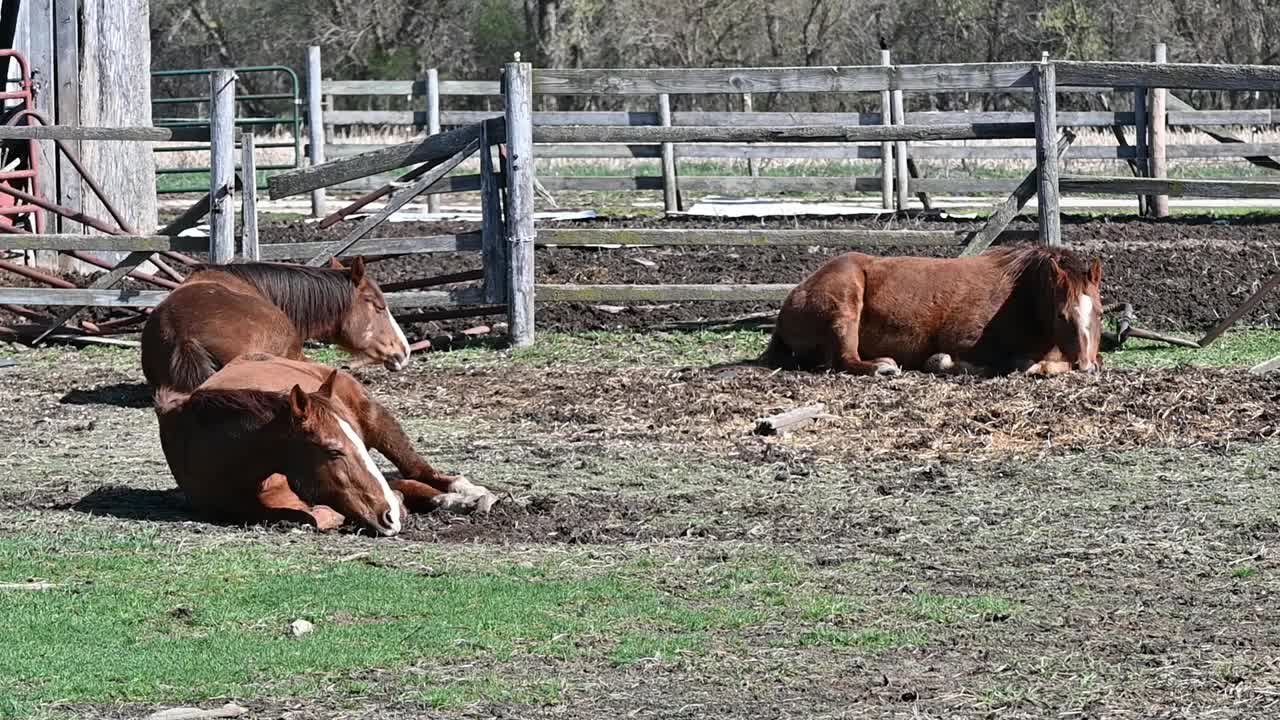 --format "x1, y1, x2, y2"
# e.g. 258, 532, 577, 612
764, 244, 1103, 376
142, 256, 411, 393
155, 353, 496, 535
